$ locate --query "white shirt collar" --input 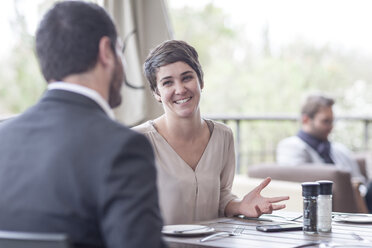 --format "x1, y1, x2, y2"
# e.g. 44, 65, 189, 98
47, 82, 115, 120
